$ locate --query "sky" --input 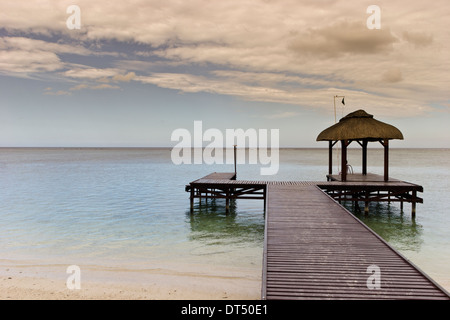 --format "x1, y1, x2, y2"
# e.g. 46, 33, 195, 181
0, 0, 449, 148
